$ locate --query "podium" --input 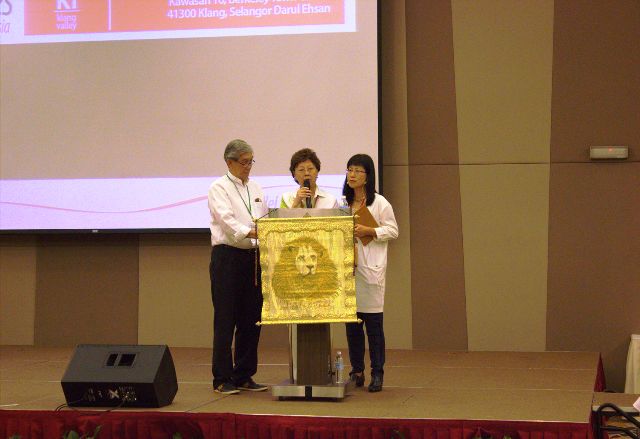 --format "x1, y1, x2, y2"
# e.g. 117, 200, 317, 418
257, 208, 357, 399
